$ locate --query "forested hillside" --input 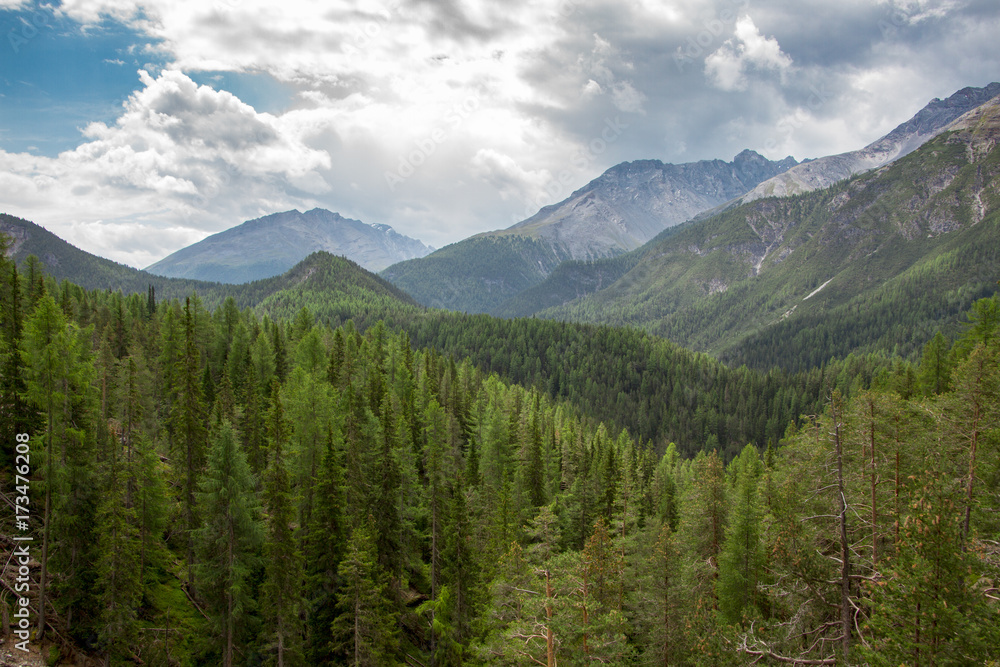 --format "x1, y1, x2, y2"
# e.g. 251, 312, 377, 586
381, 235, 574, 313
534, 103, 1000, 371
2, 225, 997, 665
